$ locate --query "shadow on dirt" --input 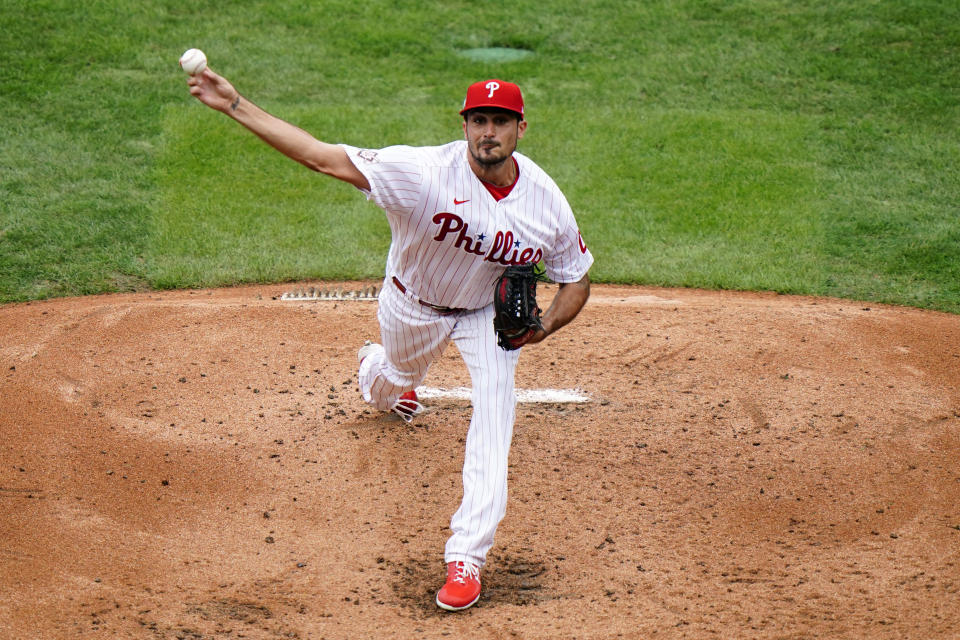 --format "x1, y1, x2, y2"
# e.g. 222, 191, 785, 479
391, 552, 551, 617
